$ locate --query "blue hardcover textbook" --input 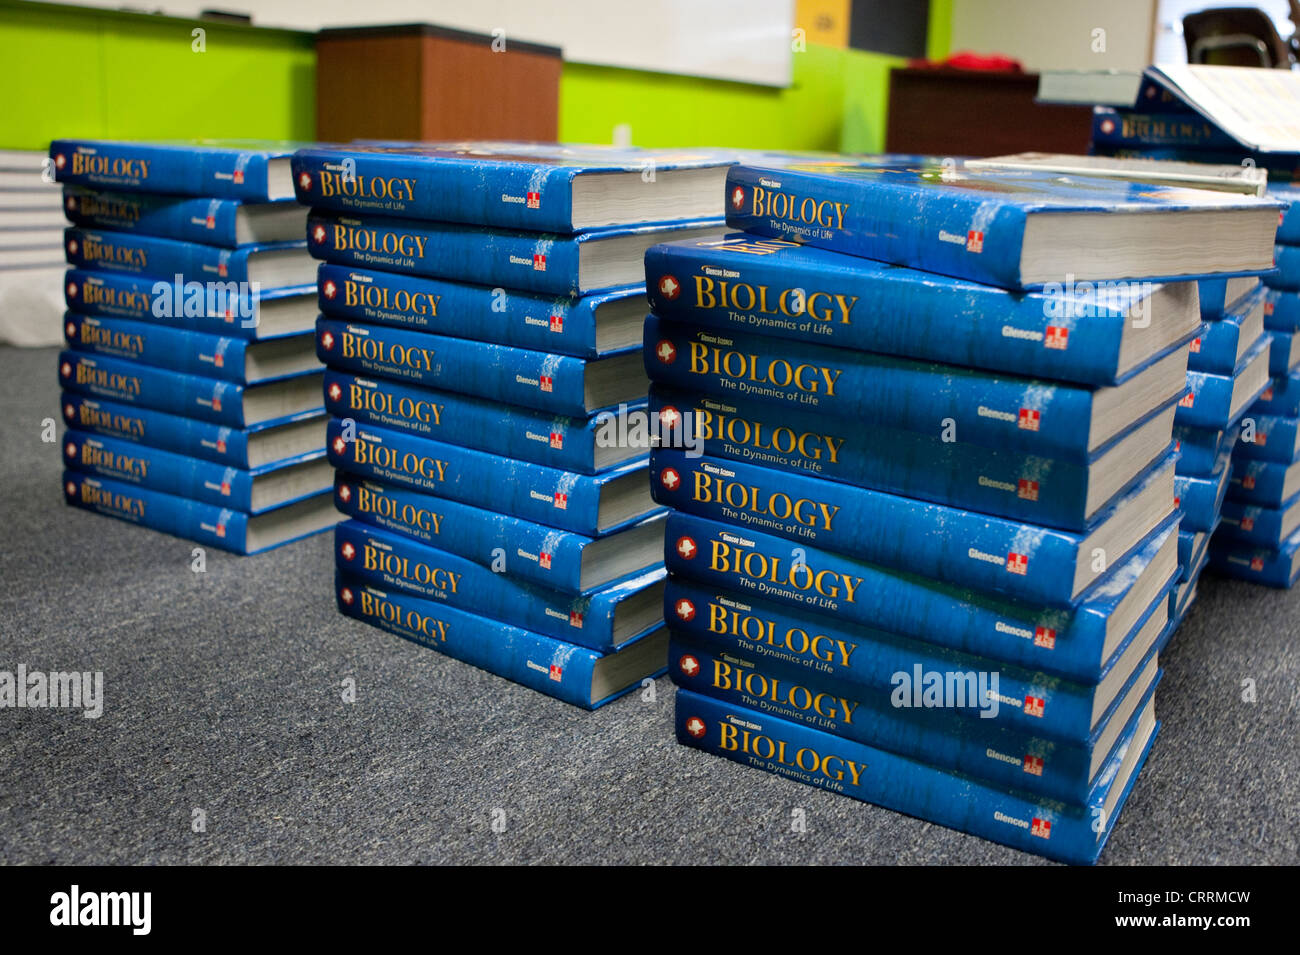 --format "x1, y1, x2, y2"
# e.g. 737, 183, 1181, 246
60, 392, 327, 470
292, 141, 729, 231
326, 418, 658, 537
648, 448, 1177, 607
1227, 456, 1300, 508
333, 472, 666, 594
1187, 288, 1266, 375
1198, 275, 1260, 321
64, 227, 314, 287
62, 186, 307, 248
316, 317, 647, 418
648, 384, 1176, 531
64, 313, 318, 384
59, 350, 323, 428
1252, 369, 1300, 416
674, 687, 1159, 865
1217, 493, 1300, 549
643, 234, 1200, 387
324, 369, 644, 474
1175, 337, 1272, 429
63, 469, 337, 553
306, 210, 720, 297
723, 156, 1280, 289
669, 629, 1158, 805
51, 140, 298, 200
1270, 330, 1300, 377
1091, 109, 1239, 151
1209, 525, 1300, 588
63, 268, 317, 340
1265, 244, 1300, 291
1173, 424, 1235, 476
1265, 288, 1300, 331
1233, 412, 1300, 463
663, 510, 1178, 683
335, 570, 668, 710
316, 263, 645, 357
1273, 185, 1300, 243
1178, 528, 1211, 581
335, 521, 664, 653
644, 312, 1188, 462
1174, 453, 1231, 532
63, 429, 330, 514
